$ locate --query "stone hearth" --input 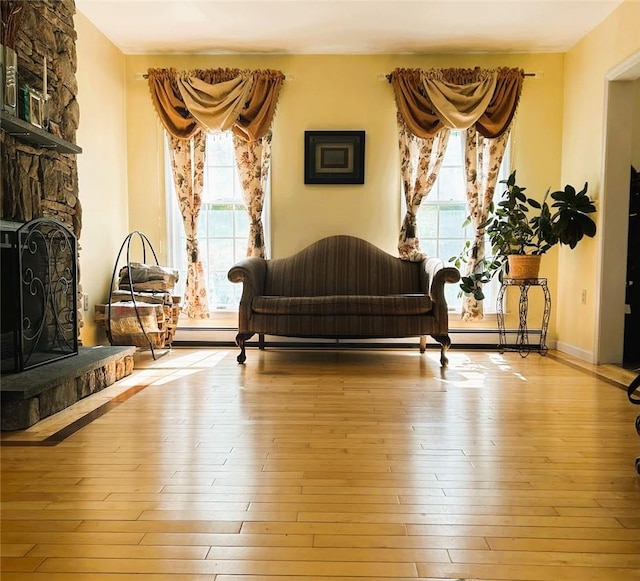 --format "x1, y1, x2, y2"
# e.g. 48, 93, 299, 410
1, 346, 135, 431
